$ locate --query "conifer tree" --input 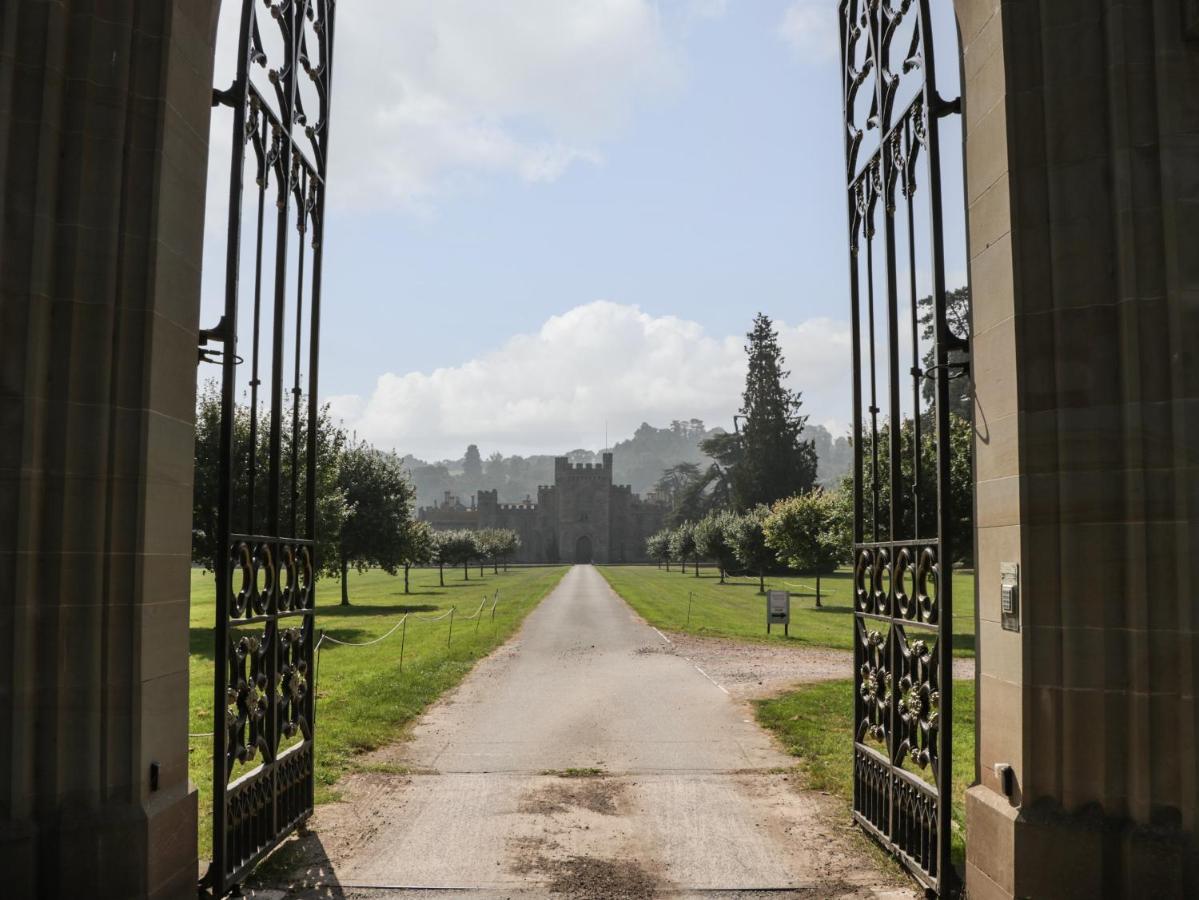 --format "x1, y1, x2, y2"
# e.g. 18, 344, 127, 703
731, 313, 818, 509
